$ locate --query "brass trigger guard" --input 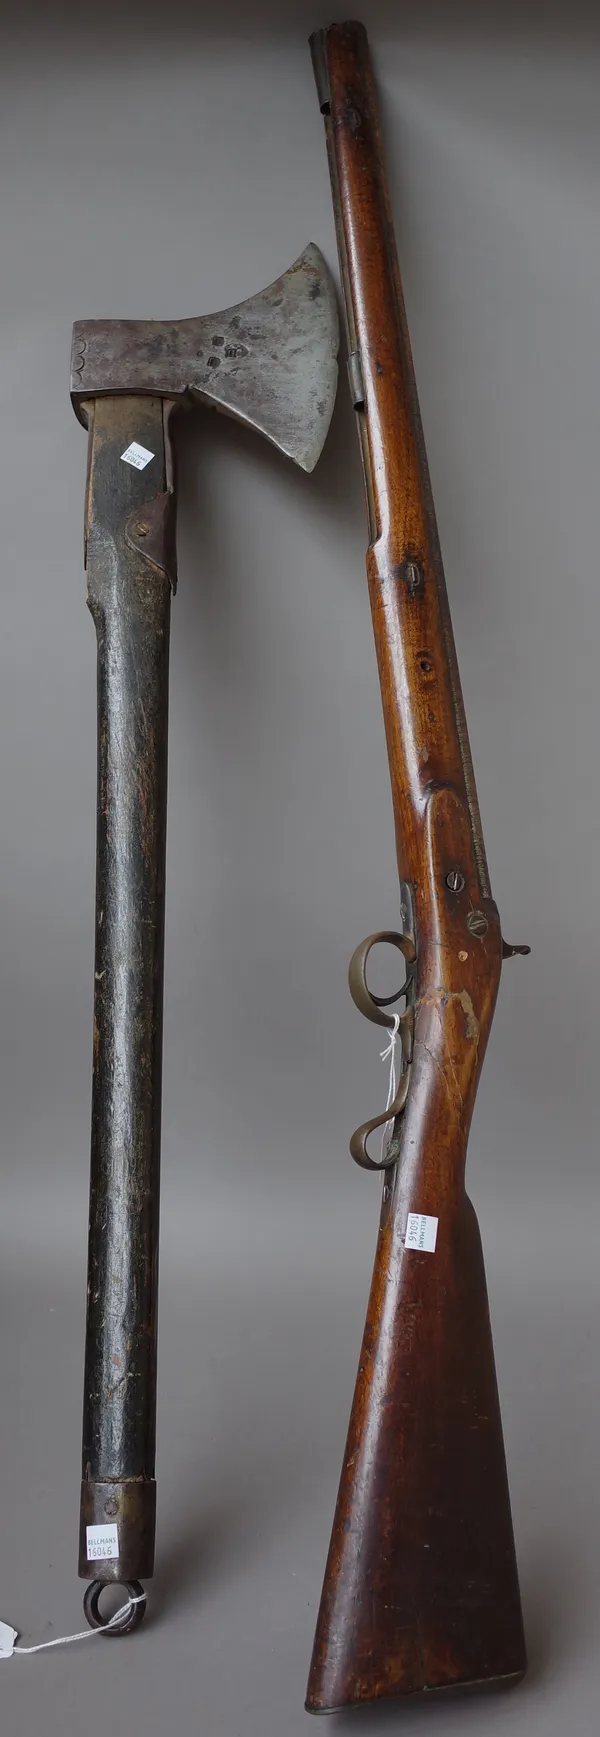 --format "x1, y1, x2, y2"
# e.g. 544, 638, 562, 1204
348, 930, 416, 1172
